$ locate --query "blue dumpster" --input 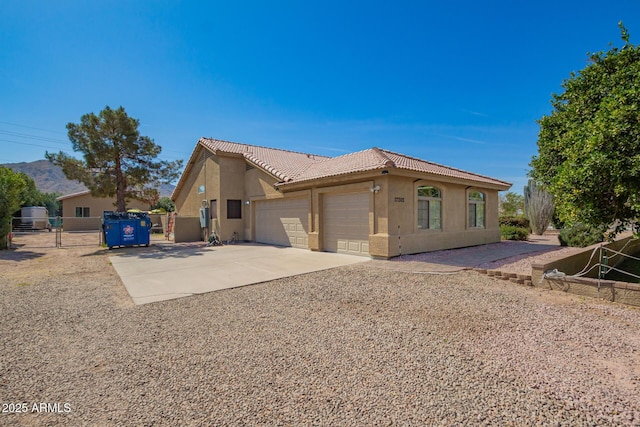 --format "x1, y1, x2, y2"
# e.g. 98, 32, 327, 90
103, 211, 152, 249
